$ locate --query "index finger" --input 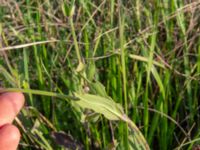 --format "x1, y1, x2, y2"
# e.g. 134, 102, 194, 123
0, 92, 25, 127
